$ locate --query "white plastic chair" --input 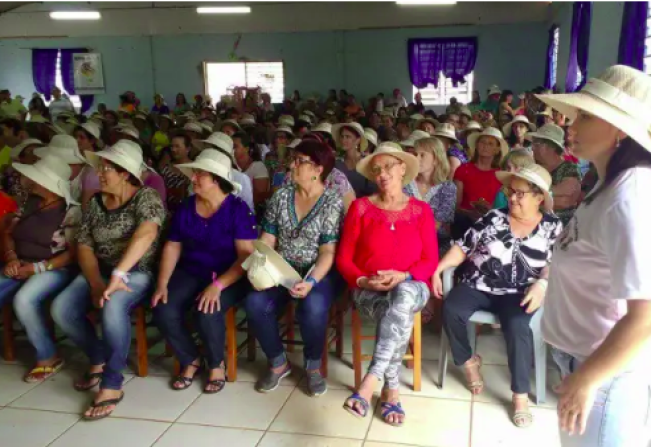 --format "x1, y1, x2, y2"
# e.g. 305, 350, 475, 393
437, 267, 547, 404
